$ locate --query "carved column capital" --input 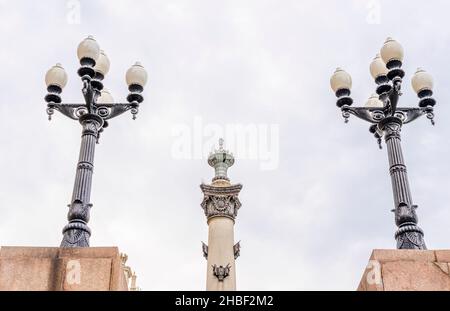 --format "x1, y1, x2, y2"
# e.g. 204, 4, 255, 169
200, 184, 242, 220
